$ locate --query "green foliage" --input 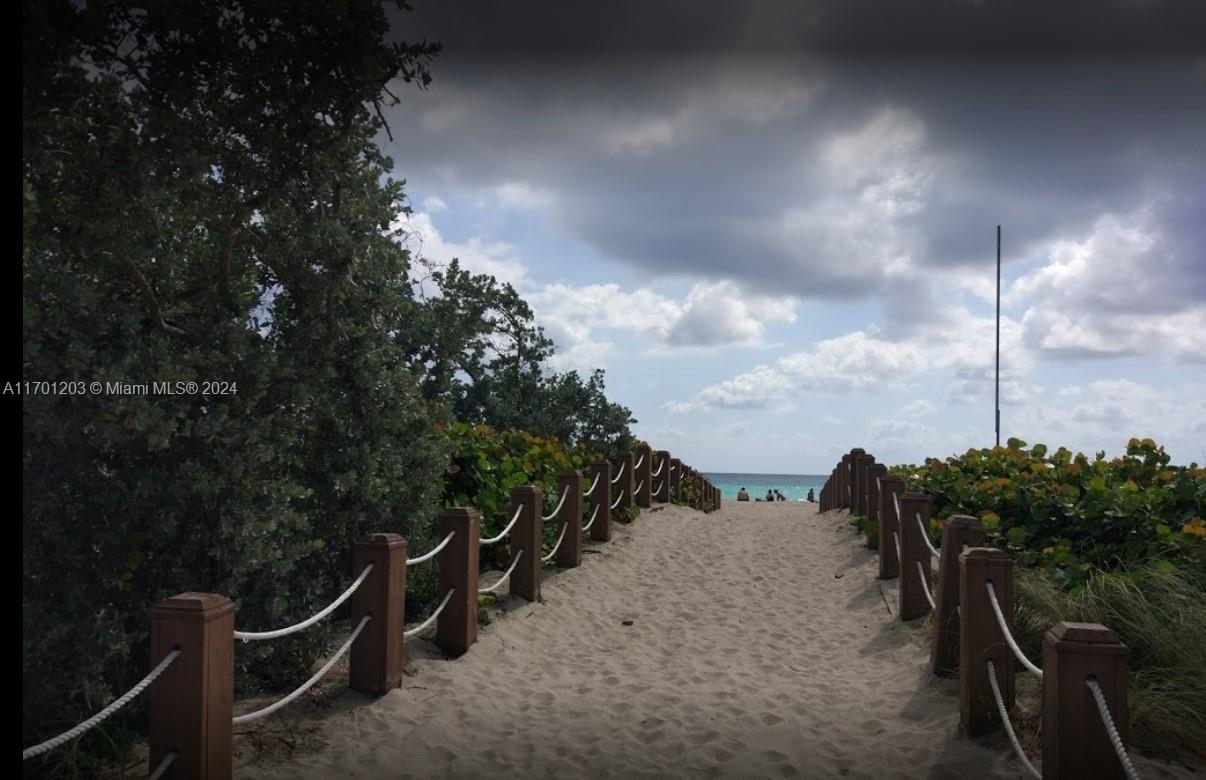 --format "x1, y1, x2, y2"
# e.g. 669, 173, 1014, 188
437, 422, 595, 573
892, 438, 1205, 590
848, 514, 879, 549
408, 260, 637, 459
1013, 564, 1206, 760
